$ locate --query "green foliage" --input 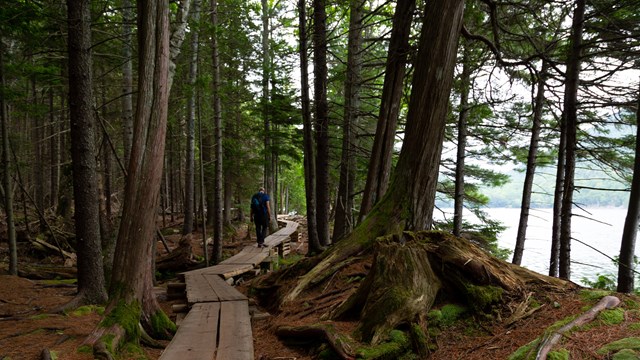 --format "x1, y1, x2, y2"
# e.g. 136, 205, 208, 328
427, 304, 468, 328
581, 273, 617, 291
